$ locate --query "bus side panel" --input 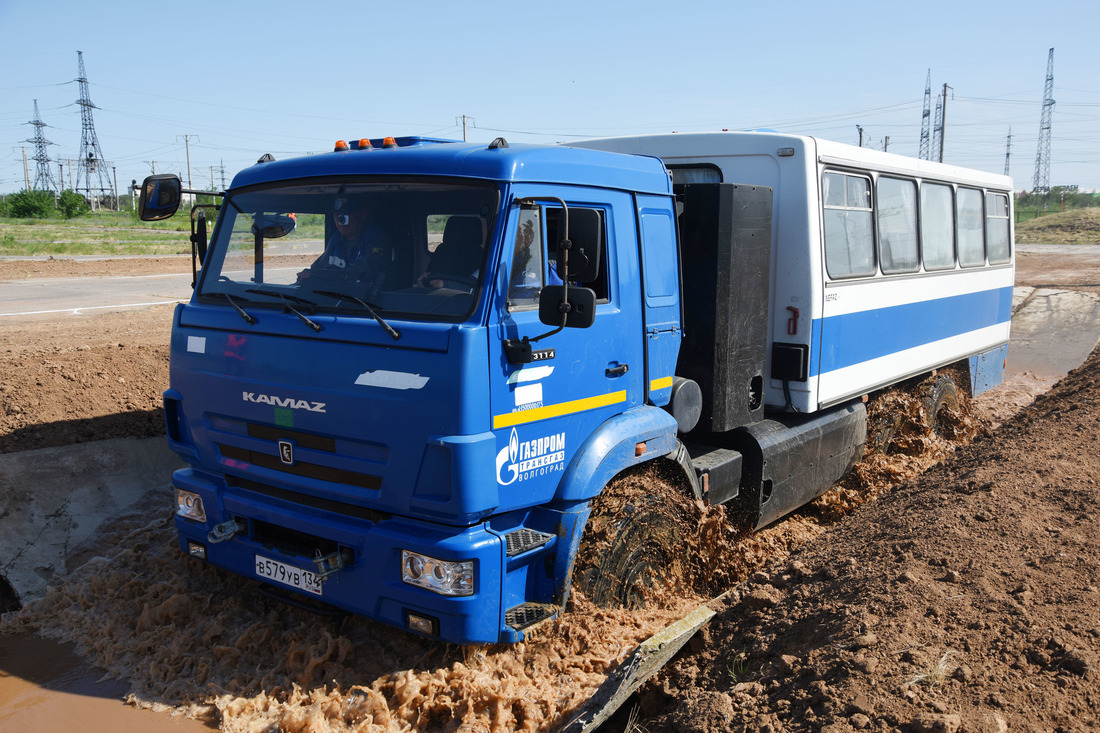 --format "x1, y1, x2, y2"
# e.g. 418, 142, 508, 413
816, 268, 1014, 405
